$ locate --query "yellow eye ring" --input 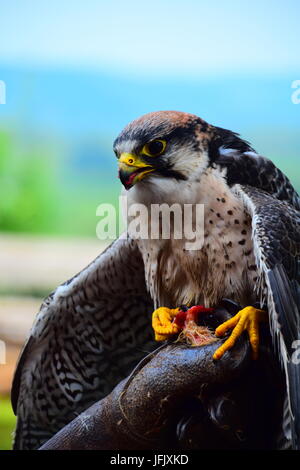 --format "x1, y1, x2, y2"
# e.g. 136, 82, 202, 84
141, 139, 166, 157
